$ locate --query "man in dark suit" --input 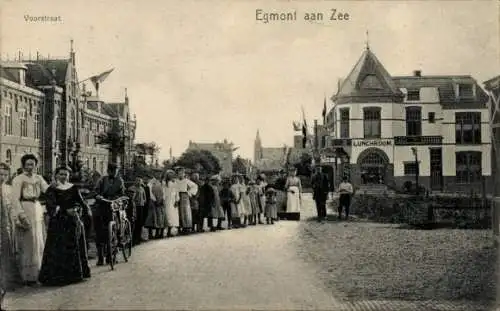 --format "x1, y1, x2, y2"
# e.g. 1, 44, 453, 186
311, 166, 330, 222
